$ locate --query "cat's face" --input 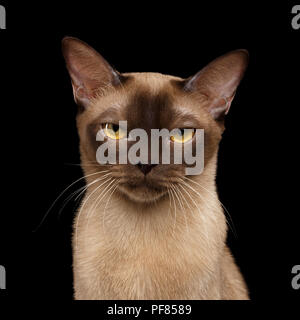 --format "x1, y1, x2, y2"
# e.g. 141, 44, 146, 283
62, 37, 248, 203
78, 73, 220, 203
